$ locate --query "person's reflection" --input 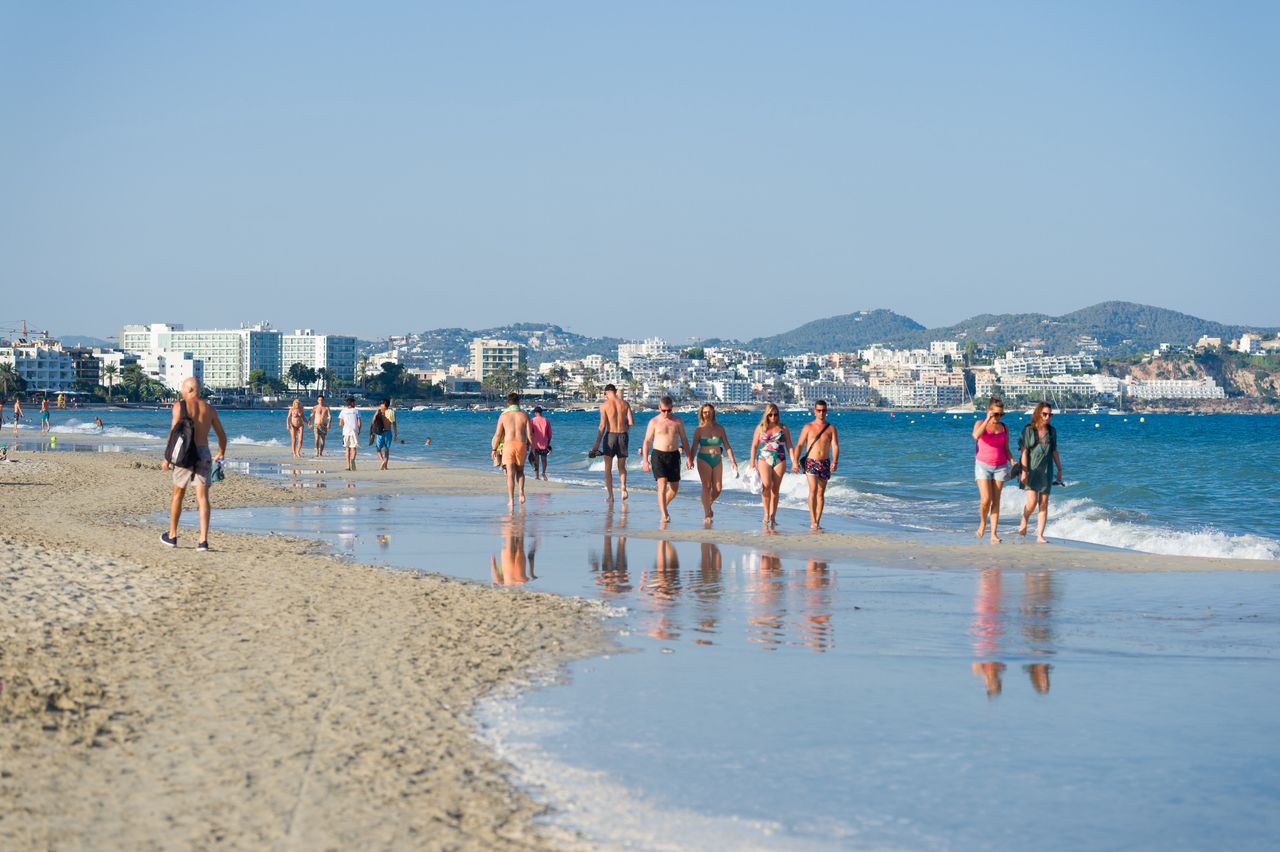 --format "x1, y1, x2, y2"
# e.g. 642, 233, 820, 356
970, 568, 1006, 697
690, 542, 723, 643
591, 531, 630, 595
798, 559, 835, 652
1021, 571, 1056, 694
376, 534, 391, 549
491, 521, 536, 586
746, 553, 784, 649
640, 539, 681, 640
